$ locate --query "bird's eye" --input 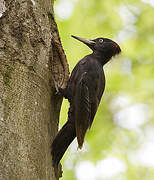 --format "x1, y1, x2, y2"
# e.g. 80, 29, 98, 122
99, 39, 104, 43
